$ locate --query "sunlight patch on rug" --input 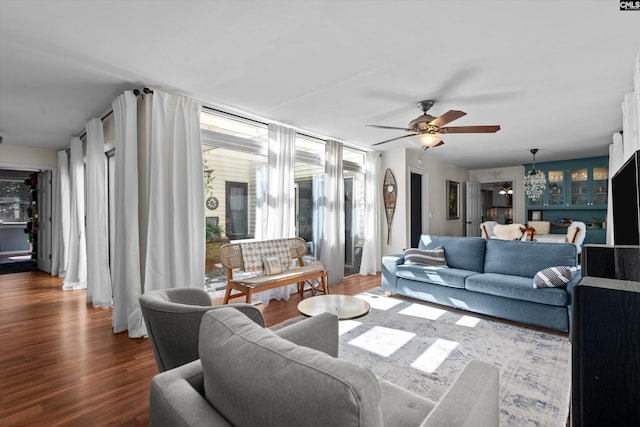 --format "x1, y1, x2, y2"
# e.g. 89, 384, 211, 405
355, 292, 402, 310
338, 288, 571, 427
411, 338, 459, 373
339, 320, 362, 336
399, 302, 447, 320
347, 326, 415, 357
455, 315, 481, 327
